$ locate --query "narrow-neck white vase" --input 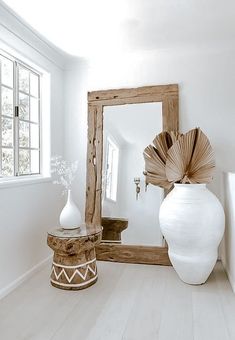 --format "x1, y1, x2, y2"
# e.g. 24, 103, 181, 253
159, 183, 225, 285
60, 189, 82, 229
